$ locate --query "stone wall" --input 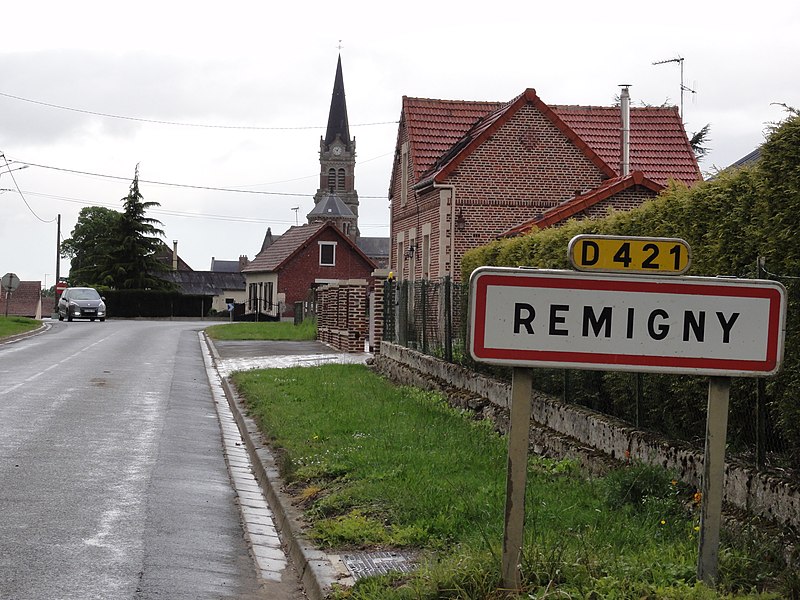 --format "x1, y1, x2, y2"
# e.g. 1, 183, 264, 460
374, 341, 800, 531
